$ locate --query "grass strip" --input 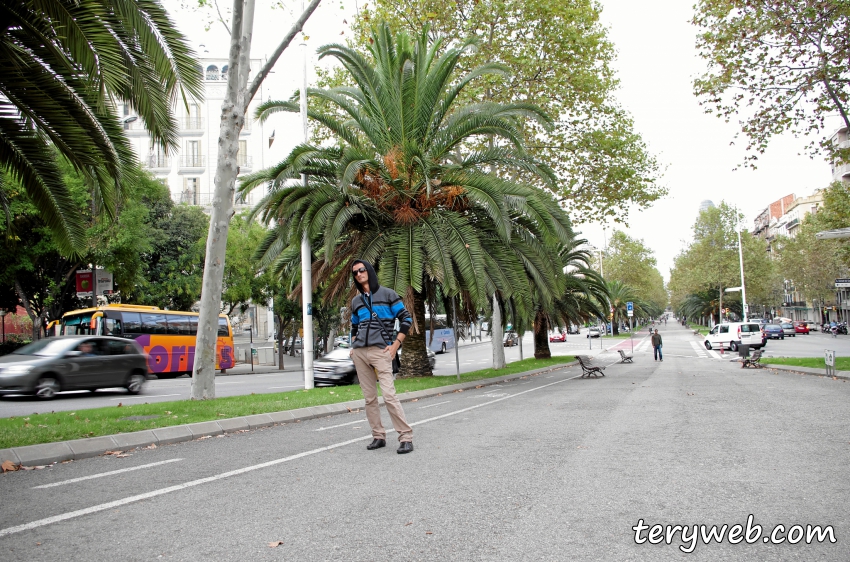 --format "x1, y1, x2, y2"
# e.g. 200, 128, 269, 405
760, 356, 850, 371
0, 356, 575, 449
